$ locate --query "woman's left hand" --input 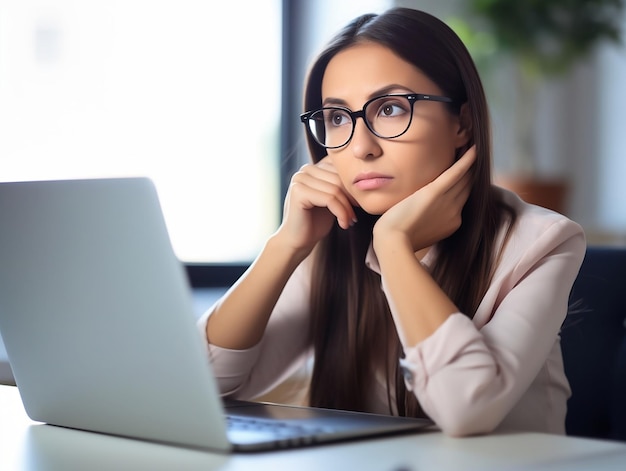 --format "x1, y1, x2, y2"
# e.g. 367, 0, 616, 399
373, 145, 477, 253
